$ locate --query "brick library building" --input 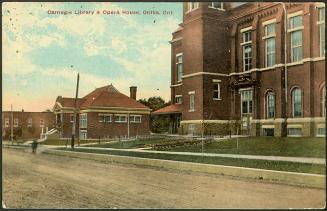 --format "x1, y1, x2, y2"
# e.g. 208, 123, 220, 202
53, 85, 151, 140
153, 2, 326, 137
